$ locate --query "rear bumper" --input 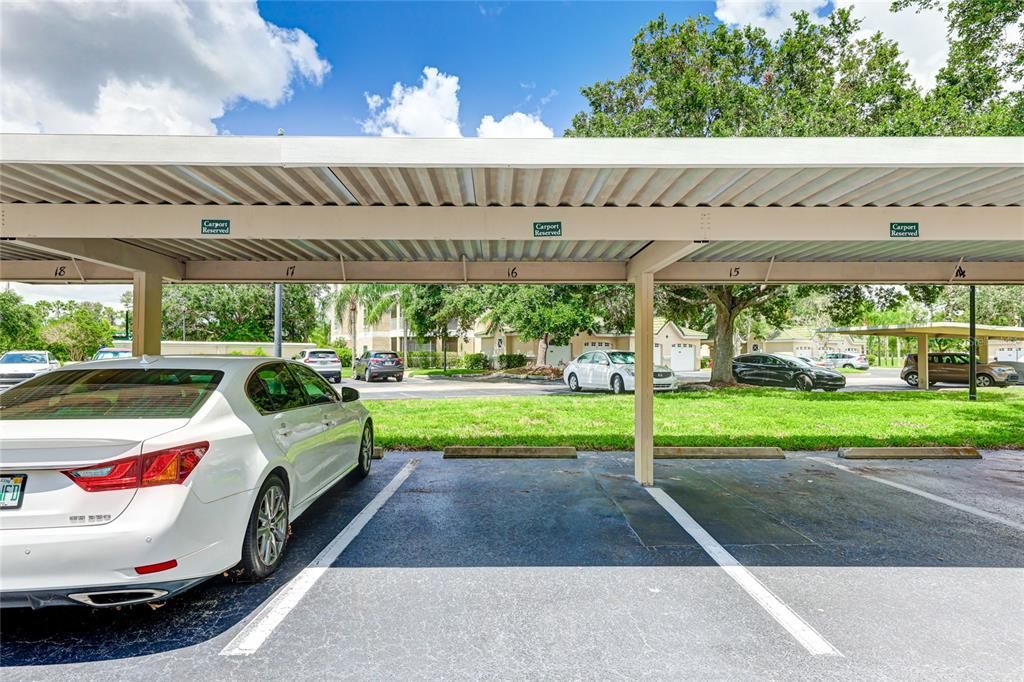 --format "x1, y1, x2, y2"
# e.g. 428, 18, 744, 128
1, 577, 208, 609
0, 486, 250, 608
366, 367, 404, 378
